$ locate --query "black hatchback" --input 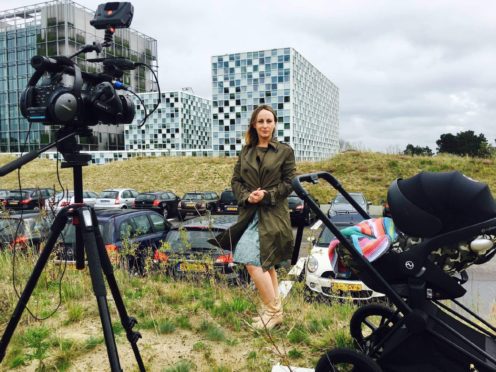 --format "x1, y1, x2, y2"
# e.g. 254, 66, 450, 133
155, 215, 248, 284
216, 189, 238, 214
57, 209, 172, 274
5, 188, 51, 212
132, 191, 180, 219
